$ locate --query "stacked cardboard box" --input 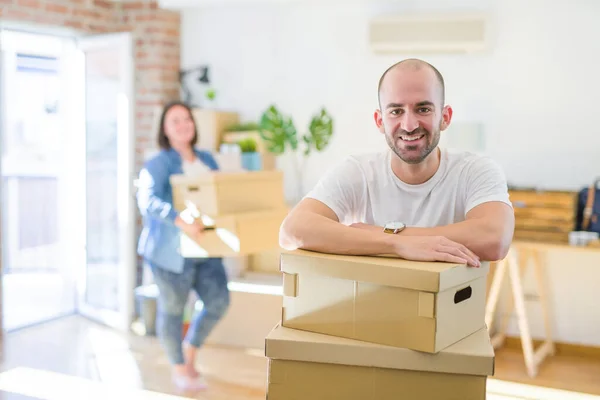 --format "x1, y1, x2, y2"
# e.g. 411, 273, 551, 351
191, 109, 240, 152
170, 170, 288, 258
264, 249, 495, 399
